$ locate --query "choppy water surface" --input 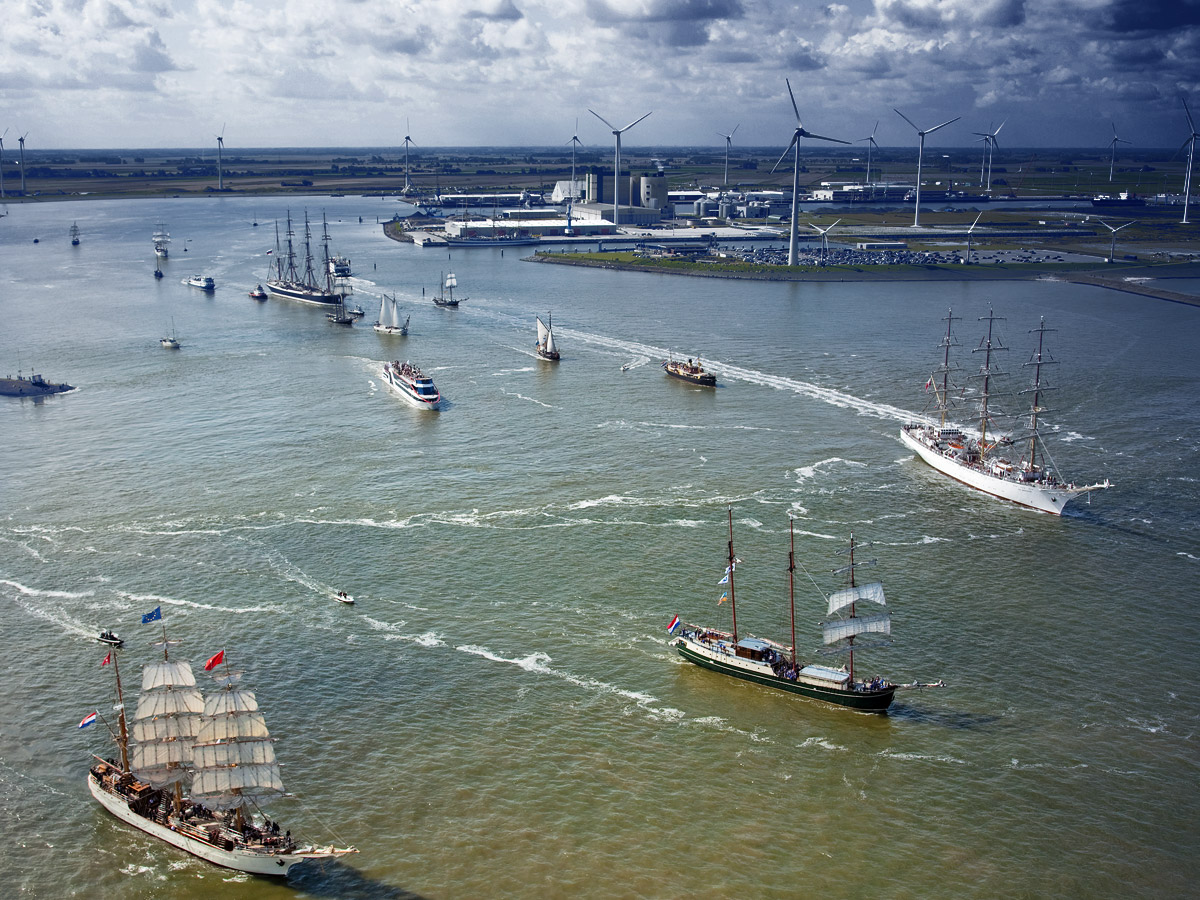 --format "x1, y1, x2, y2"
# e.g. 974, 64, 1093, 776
1, 196, 1198, 899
